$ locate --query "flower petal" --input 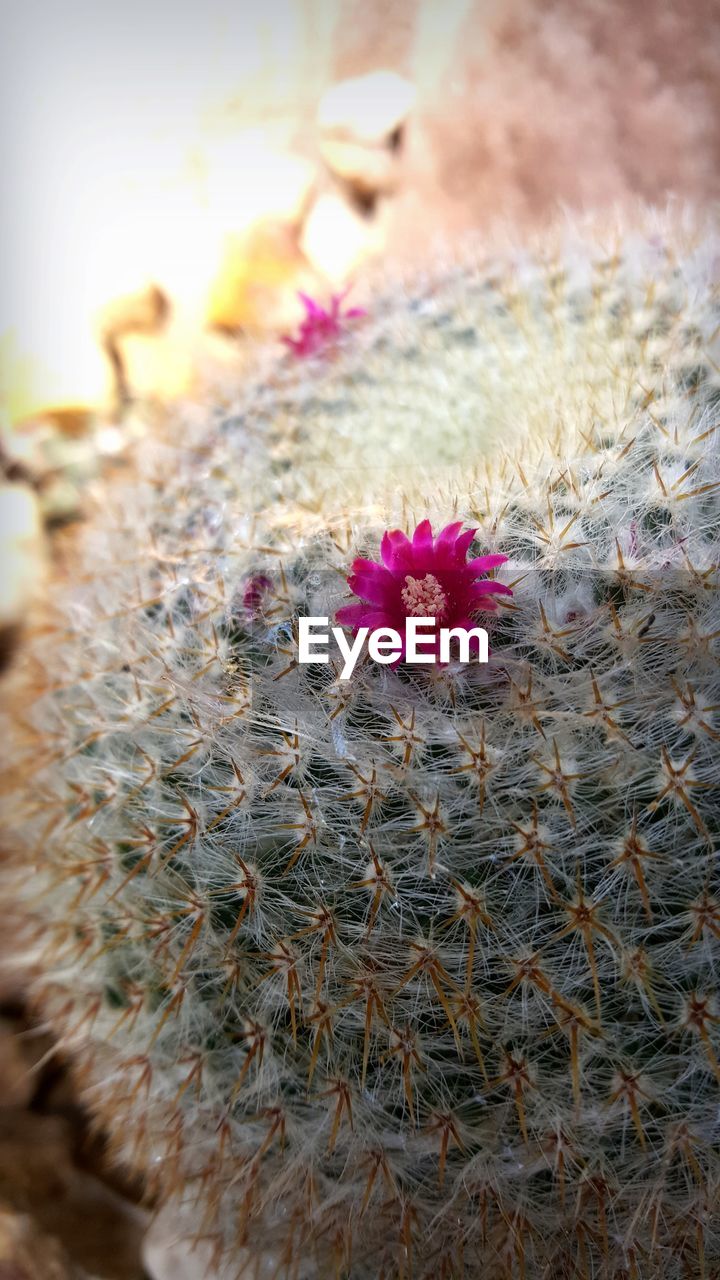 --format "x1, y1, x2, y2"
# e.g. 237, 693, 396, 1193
469, 579, 513, 596
349, 556, 395, 582
335, 602, 368, 627
298, 291, 324, 317
461, 581, 513, 613
411, 519, 434, 559
445, 617, 492, 650
381, 529, 413, 571
348, 567, 396, 606
468, 553, 508, 574
452, 527, 477, 563
336, 604, 393, 631
435, 520, 464, 549
432, 521, 466, 566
